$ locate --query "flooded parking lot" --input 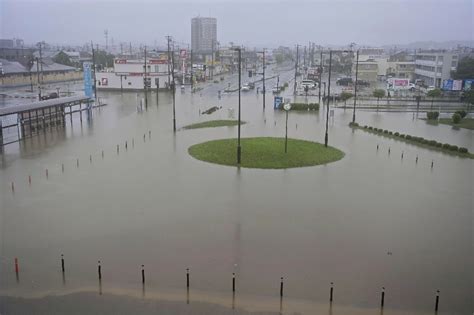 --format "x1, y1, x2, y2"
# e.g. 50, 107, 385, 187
0, 78, 472, 314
